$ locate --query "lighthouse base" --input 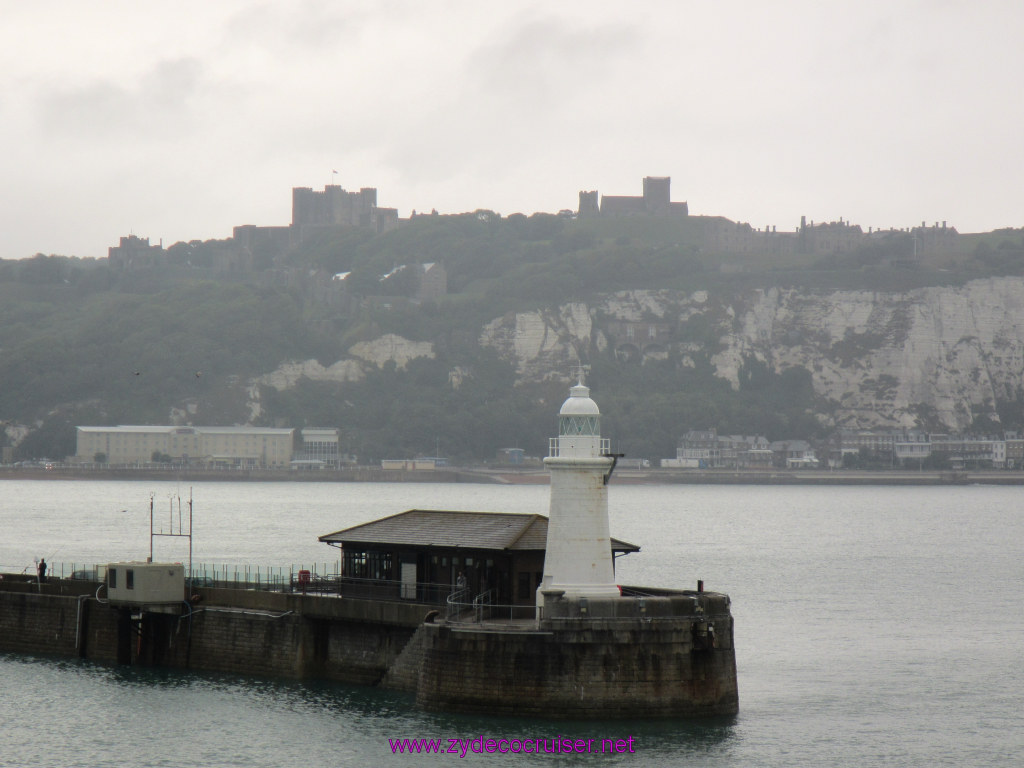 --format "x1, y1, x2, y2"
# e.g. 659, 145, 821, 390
536, 580, 622, 610
414, 589, 738, 719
